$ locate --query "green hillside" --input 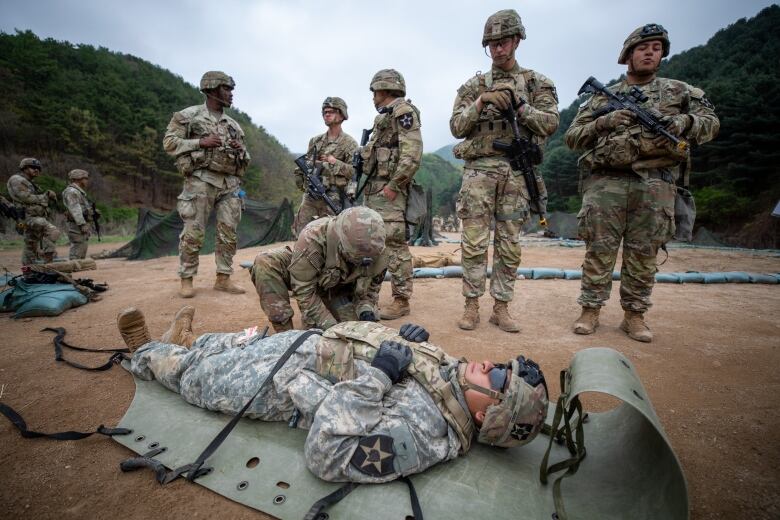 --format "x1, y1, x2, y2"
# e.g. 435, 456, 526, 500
0, 30, 297, 215
541, 5, 780, 241
414, 154, 462, 216
432, 144, 464, 166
